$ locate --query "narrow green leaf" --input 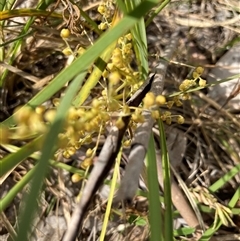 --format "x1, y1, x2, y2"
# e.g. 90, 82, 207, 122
209, 163, 240, 192
146, 132, 163, 241
0, 136, 43, 177
174, 227, 195, 236
0, 165, 36, 213
157, 119, 174, 241
125, 0, 148, 79
146, 0, 171, 27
